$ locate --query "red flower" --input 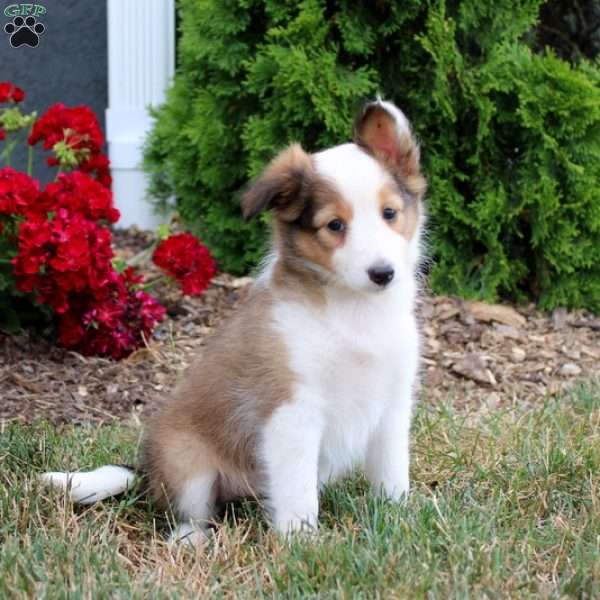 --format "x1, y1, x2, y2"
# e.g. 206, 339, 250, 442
42, 171, 119, 223
3, 96, 163, 359
0, 129, 5, 141
57, 270, 166, 359
11, 205, 165, 358
29, 104, 104, 153
13, 207, 166, 358
28, 104, 112, 188
153, 233, 216, 296
0, 166, 41, 218
121, 265, 144, 287
12, 210, 115, 313
0, 82, 25, 103
56, 312, 86, 348
79, 153, 112, 188
12, 87, 25, 103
